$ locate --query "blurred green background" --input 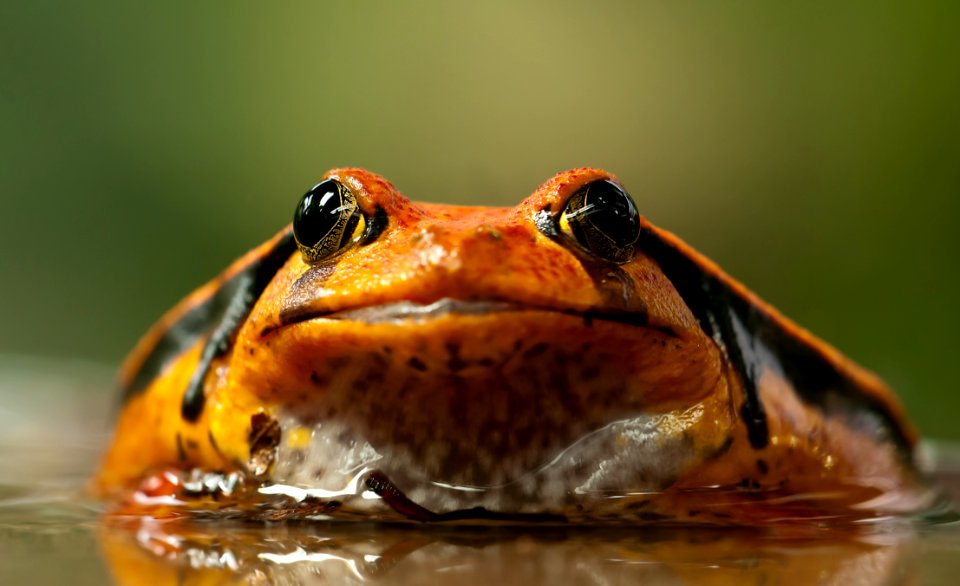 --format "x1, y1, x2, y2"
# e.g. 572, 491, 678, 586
1, 2, 957, 438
